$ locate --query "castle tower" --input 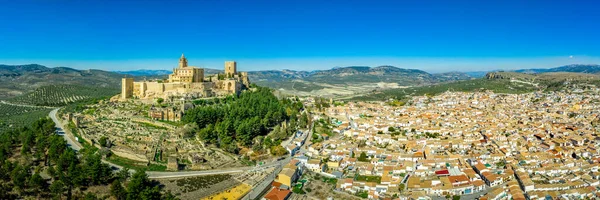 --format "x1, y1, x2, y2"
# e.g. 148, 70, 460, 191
121, 77, 134, 99
179, 53, 188, 68
225, 61, 237, 78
